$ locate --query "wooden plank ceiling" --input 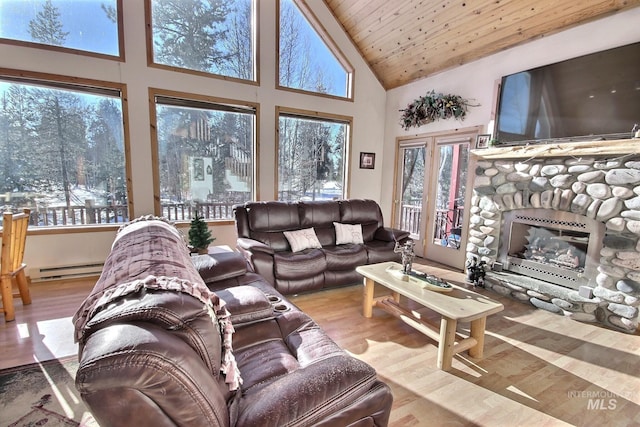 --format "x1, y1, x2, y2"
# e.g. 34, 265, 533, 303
323, 0, 640, 90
